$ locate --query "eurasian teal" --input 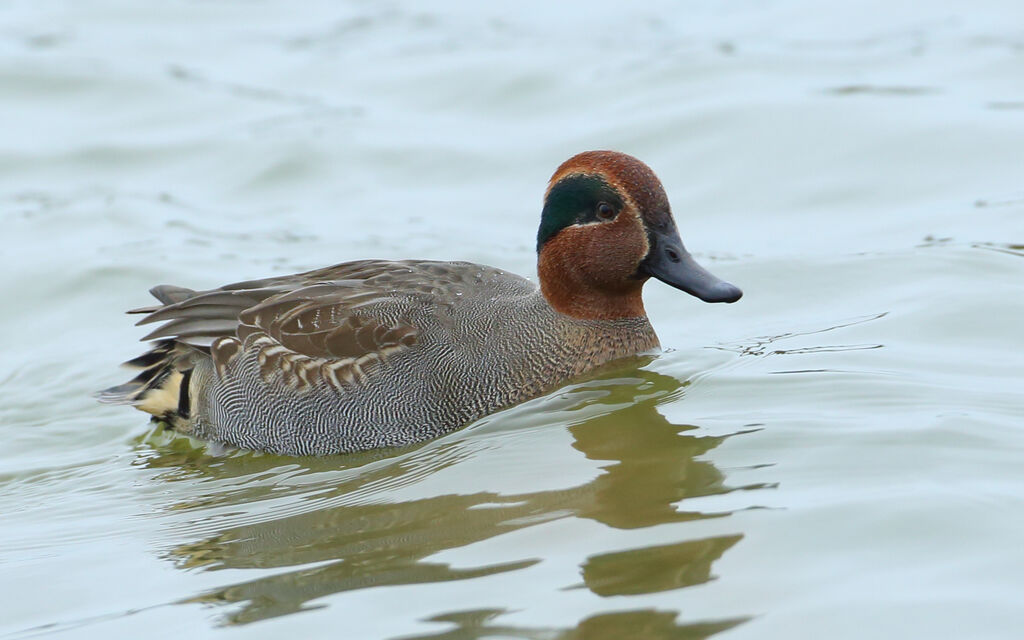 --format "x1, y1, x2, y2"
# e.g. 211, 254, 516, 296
100, 151, 741, 455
